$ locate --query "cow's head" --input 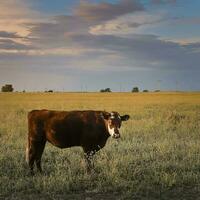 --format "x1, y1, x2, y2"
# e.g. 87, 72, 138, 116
102, 111, 130, 139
